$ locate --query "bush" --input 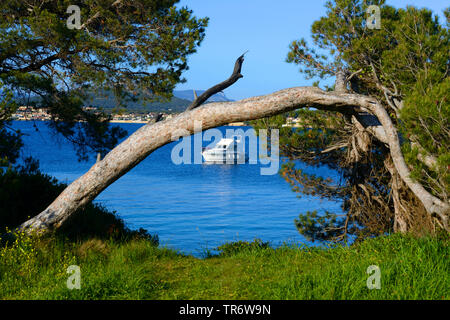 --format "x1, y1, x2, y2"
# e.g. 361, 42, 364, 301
0, 159, 158, 245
